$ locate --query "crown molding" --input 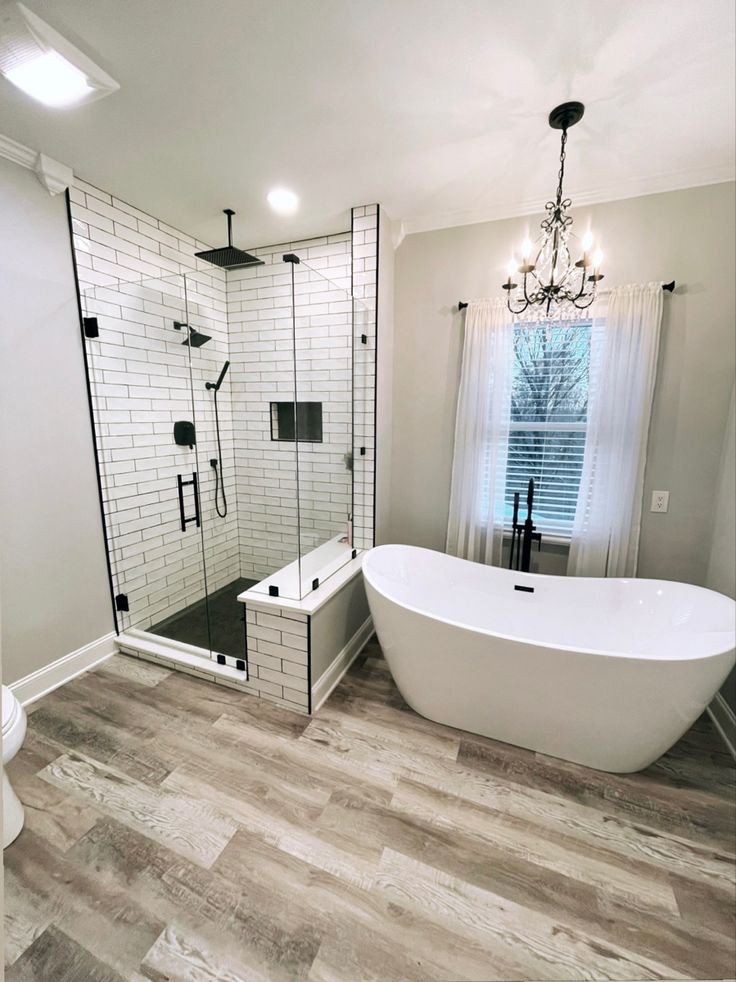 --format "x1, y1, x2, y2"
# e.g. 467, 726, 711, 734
400, 162, 736, 237
0, 131, 73, 195
0, 132, 36, 169
34, 152, 73, 195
